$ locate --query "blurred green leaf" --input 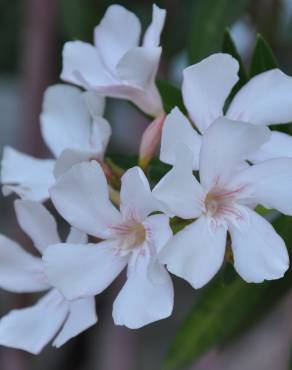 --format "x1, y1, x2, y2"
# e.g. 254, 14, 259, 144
222, 28, 248, 99
162, 214, 292, 370
250, 34, 278, 77
156, 80, 186, 114
188, 0, 250, 64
